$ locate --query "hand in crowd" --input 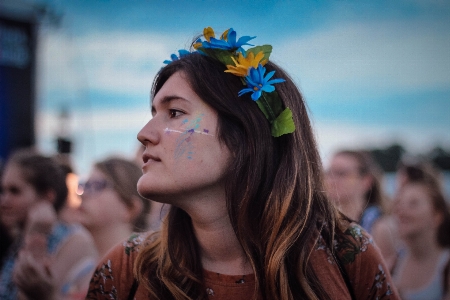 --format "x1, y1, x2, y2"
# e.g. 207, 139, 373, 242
14, 246, 55, 300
